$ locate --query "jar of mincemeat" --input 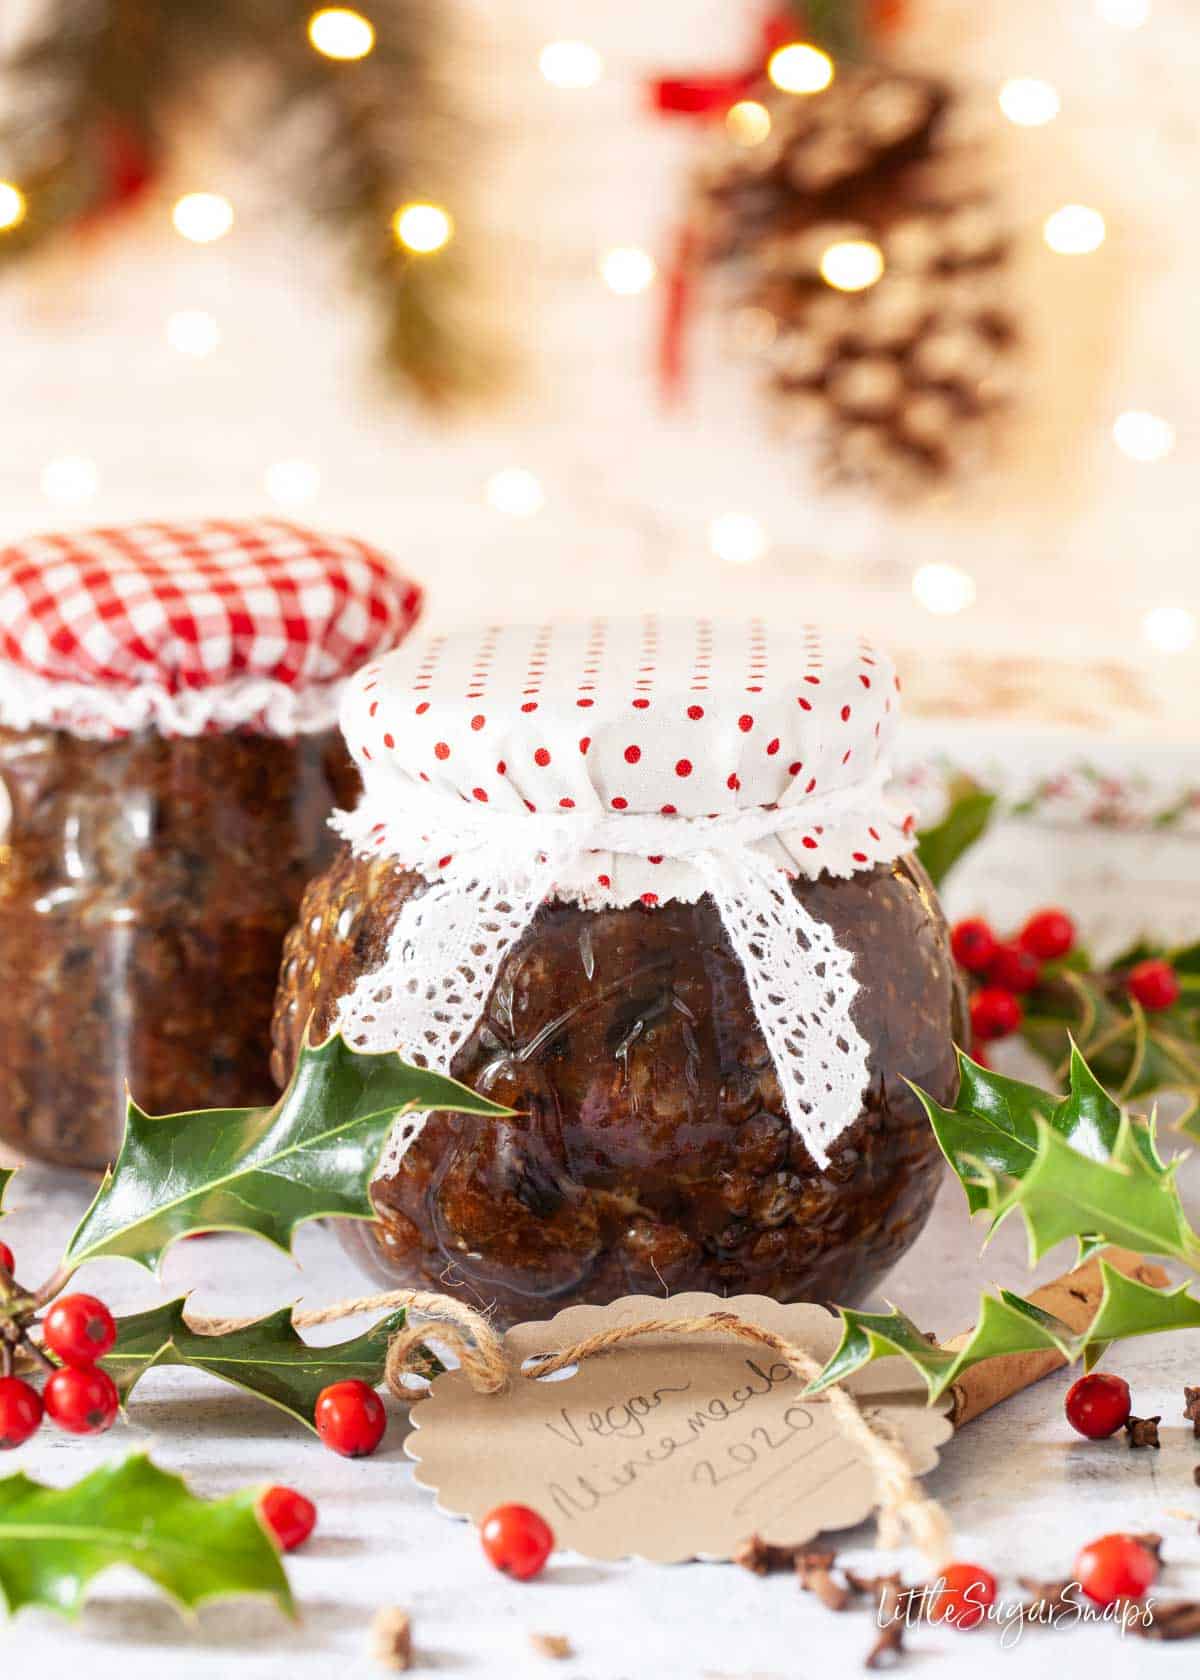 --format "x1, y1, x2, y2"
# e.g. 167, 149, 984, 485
272, 618, 964, 1323
0, 518, 421, 1168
